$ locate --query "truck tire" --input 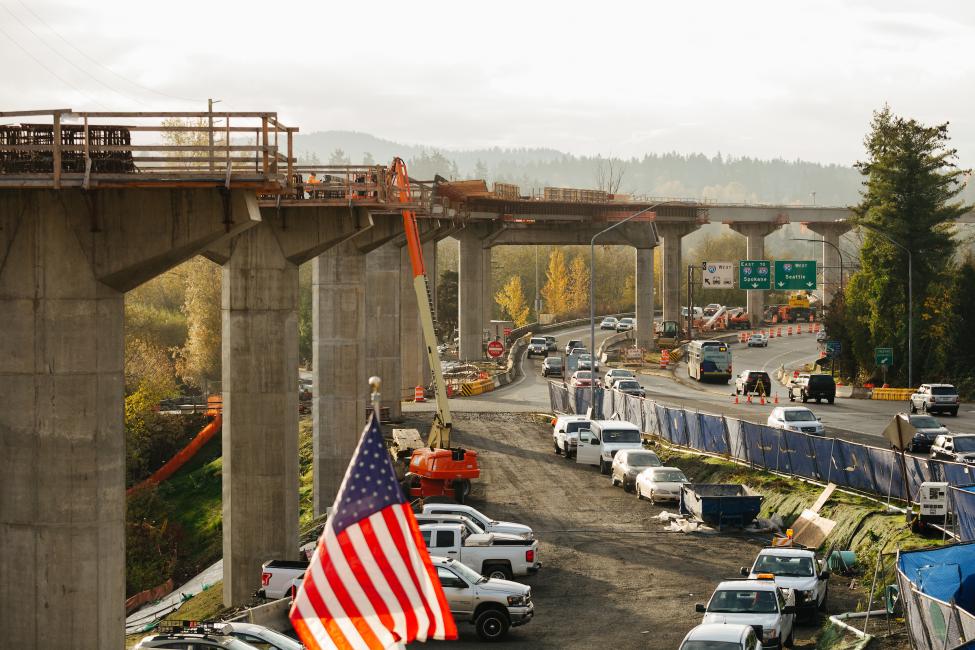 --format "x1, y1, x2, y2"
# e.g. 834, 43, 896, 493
554, 440, 562, 455
801, 391, 808, 403
909, 400, 917, 413
452, 479, 471, 505
599, 459, 609, 475
819, 585, 829, 611
483, 563, 513, 581
475, 606, 510, 641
